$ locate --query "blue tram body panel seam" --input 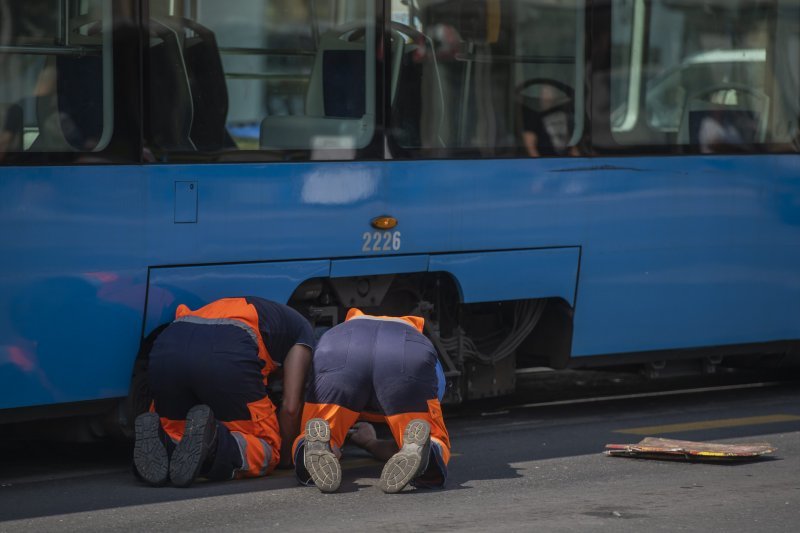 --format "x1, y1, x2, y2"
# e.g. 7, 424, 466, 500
143, 248, 580, 336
